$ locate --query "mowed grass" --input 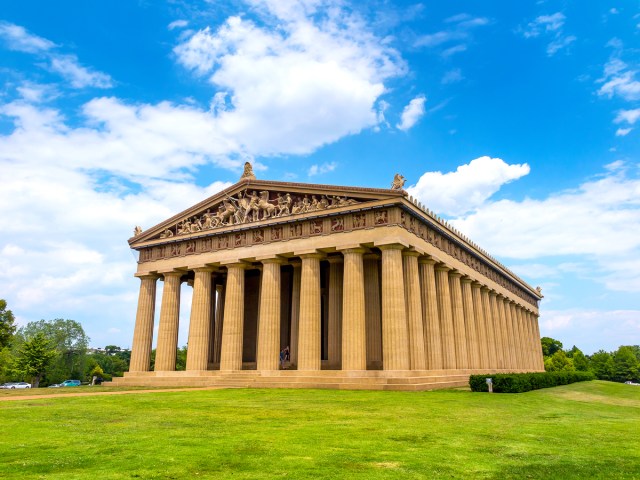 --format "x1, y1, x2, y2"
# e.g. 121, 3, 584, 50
1, 381, 639, 479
